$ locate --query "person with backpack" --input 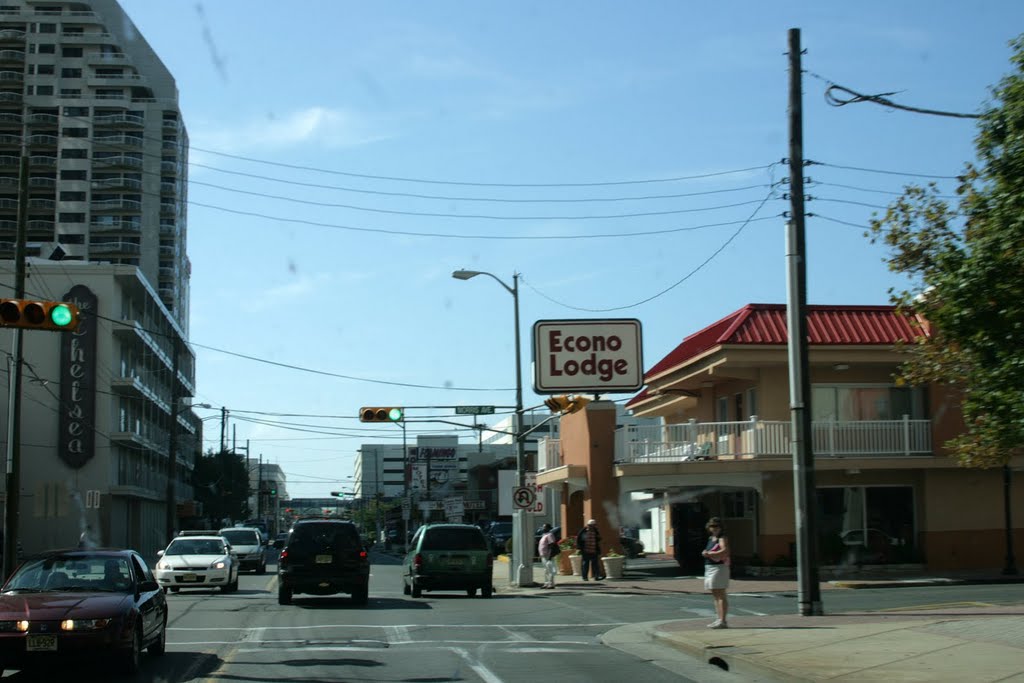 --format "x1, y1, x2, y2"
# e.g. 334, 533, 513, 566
537, 523, 560, 589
